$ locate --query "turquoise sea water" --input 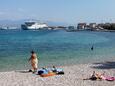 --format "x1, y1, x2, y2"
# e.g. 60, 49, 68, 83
0, 30, 115, 72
